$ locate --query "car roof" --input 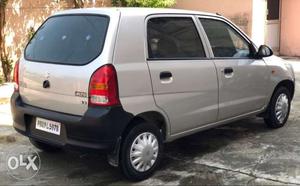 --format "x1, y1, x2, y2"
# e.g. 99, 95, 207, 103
54, 7, 220, 17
